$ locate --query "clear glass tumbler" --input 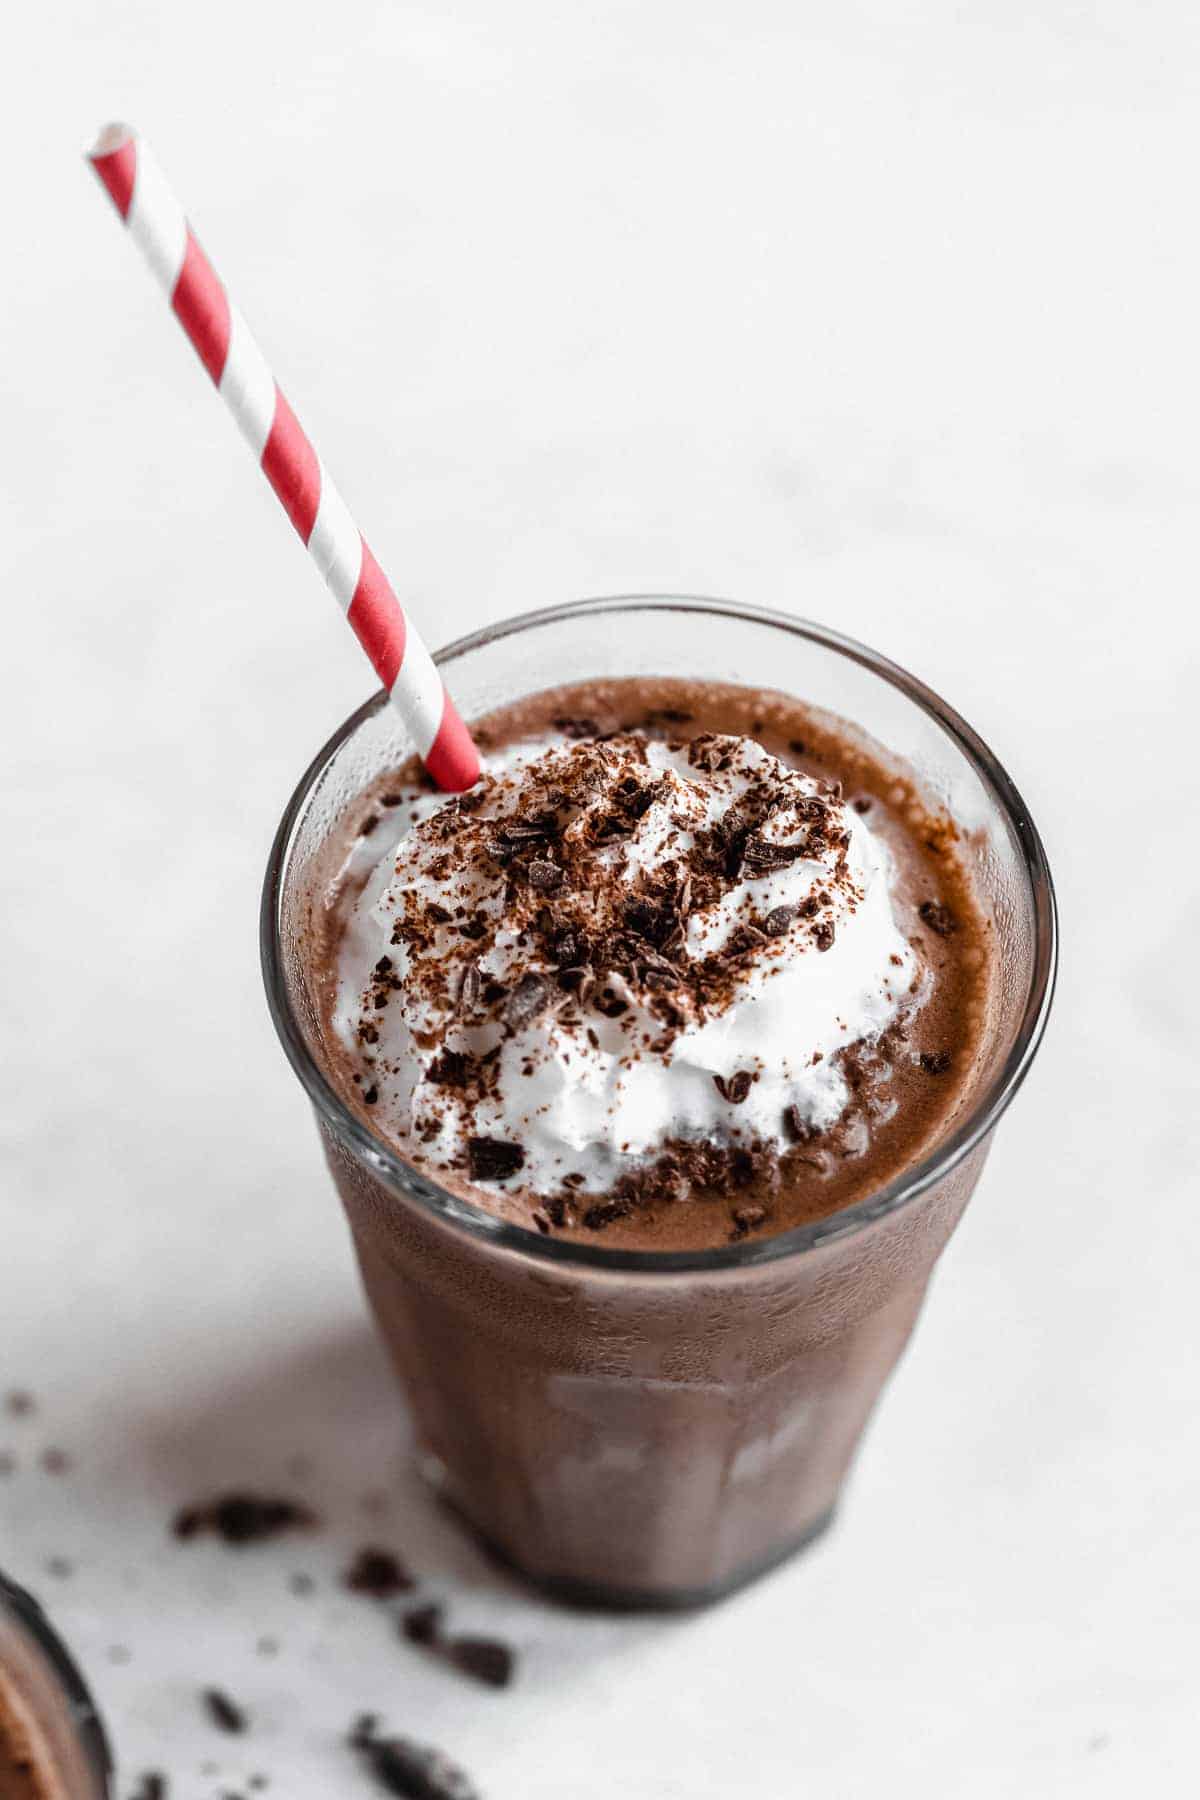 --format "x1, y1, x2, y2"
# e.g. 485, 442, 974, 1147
263, 598, 1056, 1607
0, 1572, 112, 1798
